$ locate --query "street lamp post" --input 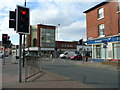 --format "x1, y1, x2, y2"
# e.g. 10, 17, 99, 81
57, 24, 60, 41
55, 24, 60, 58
